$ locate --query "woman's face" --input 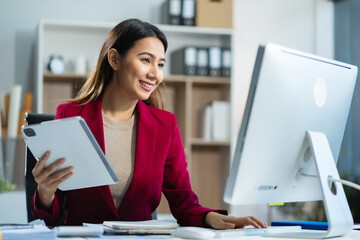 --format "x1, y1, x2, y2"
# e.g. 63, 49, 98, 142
113, 37, 166, 102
